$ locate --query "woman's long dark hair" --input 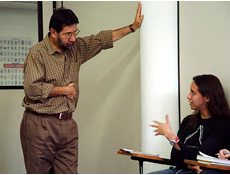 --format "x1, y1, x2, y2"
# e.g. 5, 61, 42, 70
186, 74, 230, 129
194, 74, 230, 118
